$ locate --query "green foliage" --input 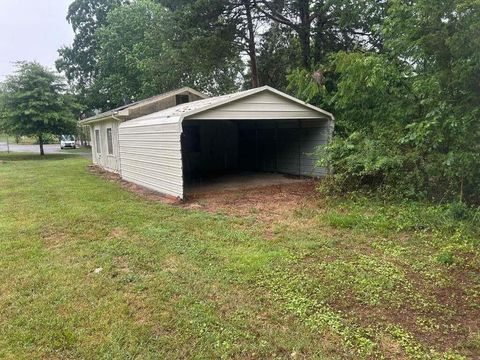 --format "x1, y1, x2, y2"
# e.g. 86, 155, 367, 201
93, 0, 168, 107
436, 251, 455, 266
152, 0, 242, 95
58, 0, 242, 110
289, 0, 480, 204
57, 0, 389, 111
256, 26, 302, 91
256, 0, 386, 68
0, 62, 77, 155
56, 0, 126, 91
